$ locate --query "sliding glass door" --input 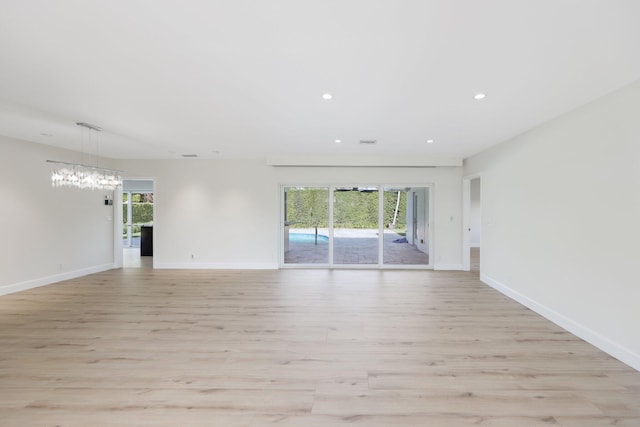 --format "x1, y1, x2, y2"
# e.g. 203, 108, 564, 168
382, 187, 430, 266
282, 184, 431, 268
333, 187, 379, 265
283, 187, 329, 264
